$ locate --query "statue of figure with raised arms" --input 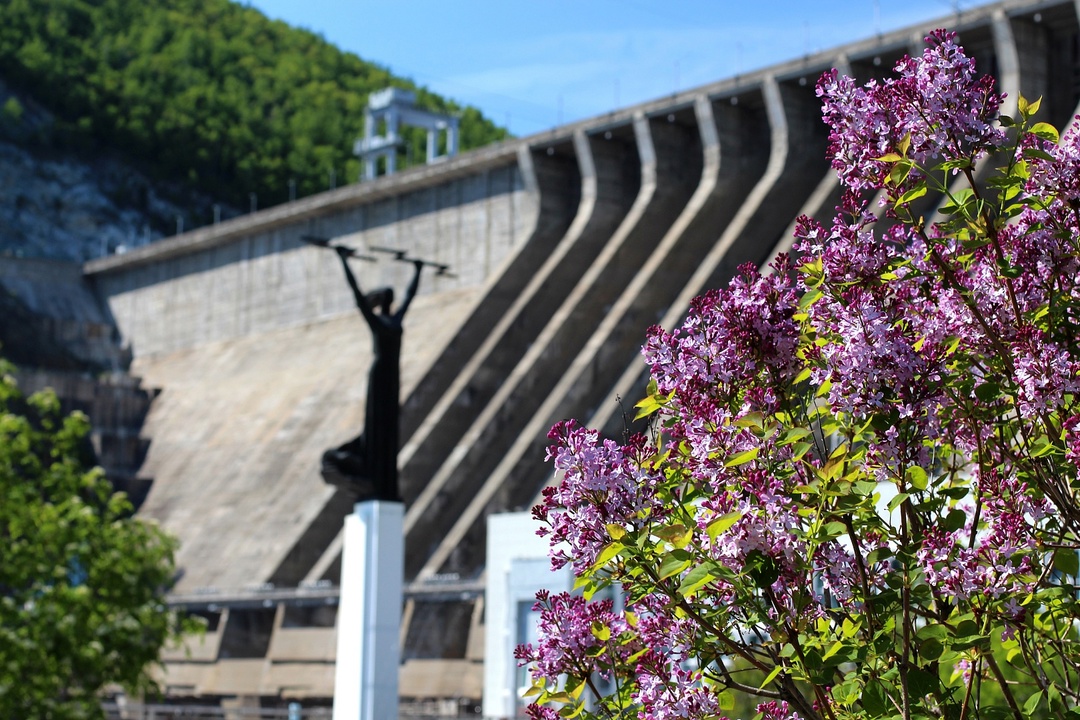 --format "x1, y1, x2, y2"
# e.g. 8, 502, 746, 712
320, 244, 424, 502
